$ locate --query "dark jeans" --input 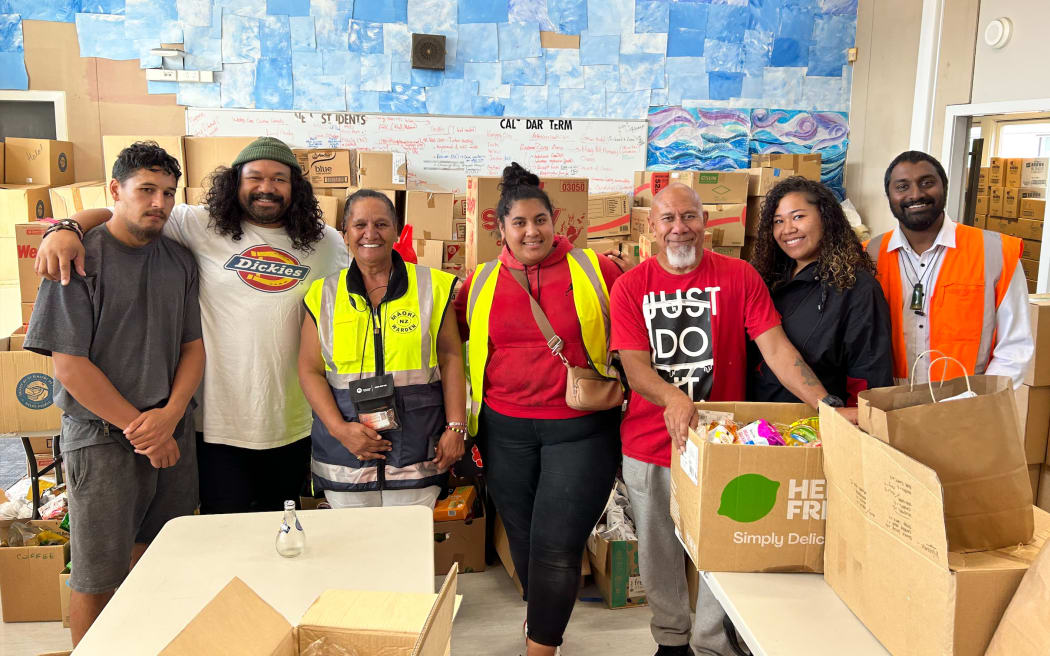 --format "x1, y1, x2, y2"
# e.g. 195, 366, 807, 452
196, 433, 311, 514
481, 405, 621, 647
